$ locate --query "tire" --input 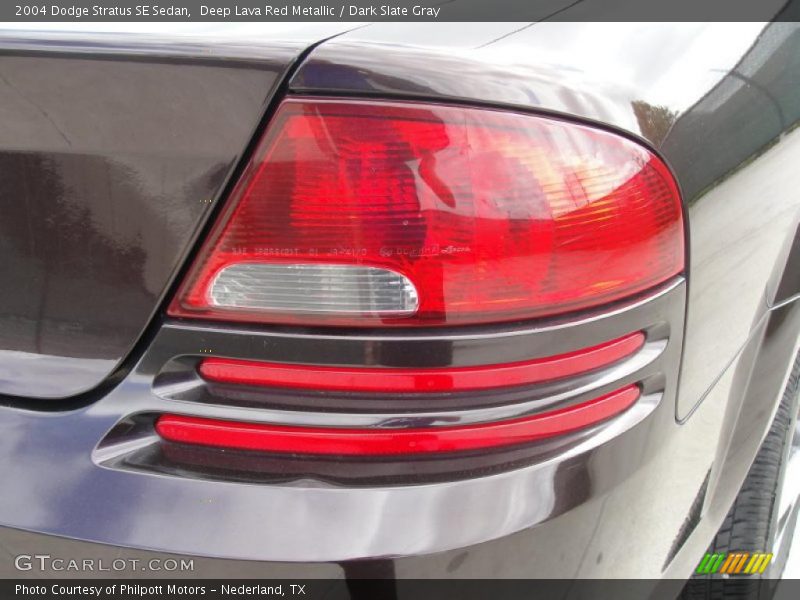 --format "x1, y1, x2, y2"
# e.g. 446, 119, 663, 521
683, 351, 800, 599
